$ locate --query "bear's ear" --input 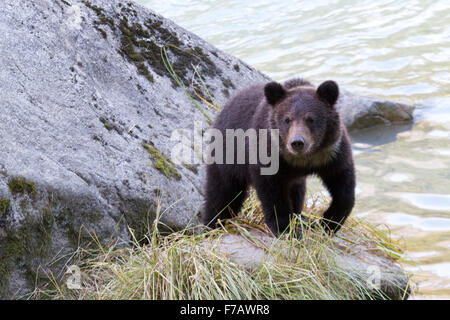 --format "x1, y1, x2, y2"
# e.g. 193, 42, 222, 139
264, 82, 286, 106
317, 80, 339, 107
